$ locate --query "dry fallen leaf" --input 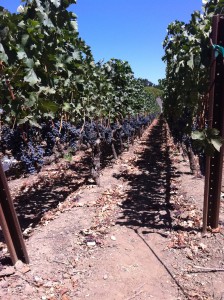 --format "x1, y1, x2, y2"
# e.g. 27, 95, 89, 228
61, 295, 71, 300
111, 235, 116, 241
198, 242, 207, 250
211, 227, 220, 233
